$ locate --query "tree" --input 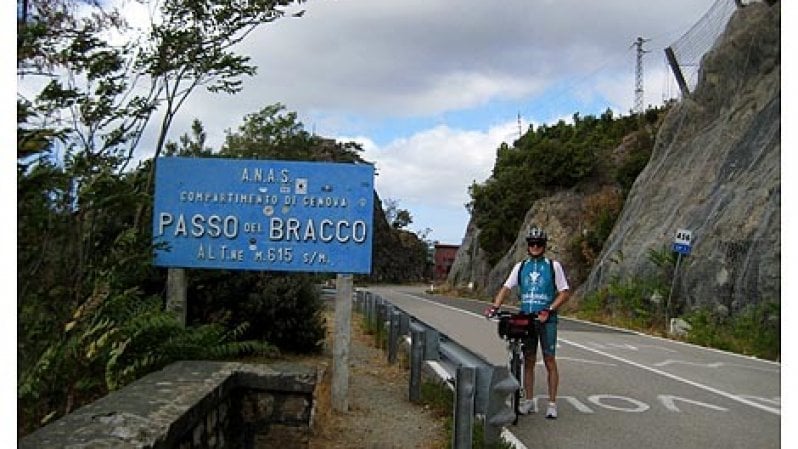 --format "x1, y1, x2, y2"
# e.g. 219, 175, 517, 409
18, 0, 308, 224
136, 0, 304, 179
393, 209, 413, 229
17, 0, 309, 435
163, 119, 214, 157
221, 103, 365, 162
382, 197, 413, 229
468, 108, 661, 264
172, 105, 369, 353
